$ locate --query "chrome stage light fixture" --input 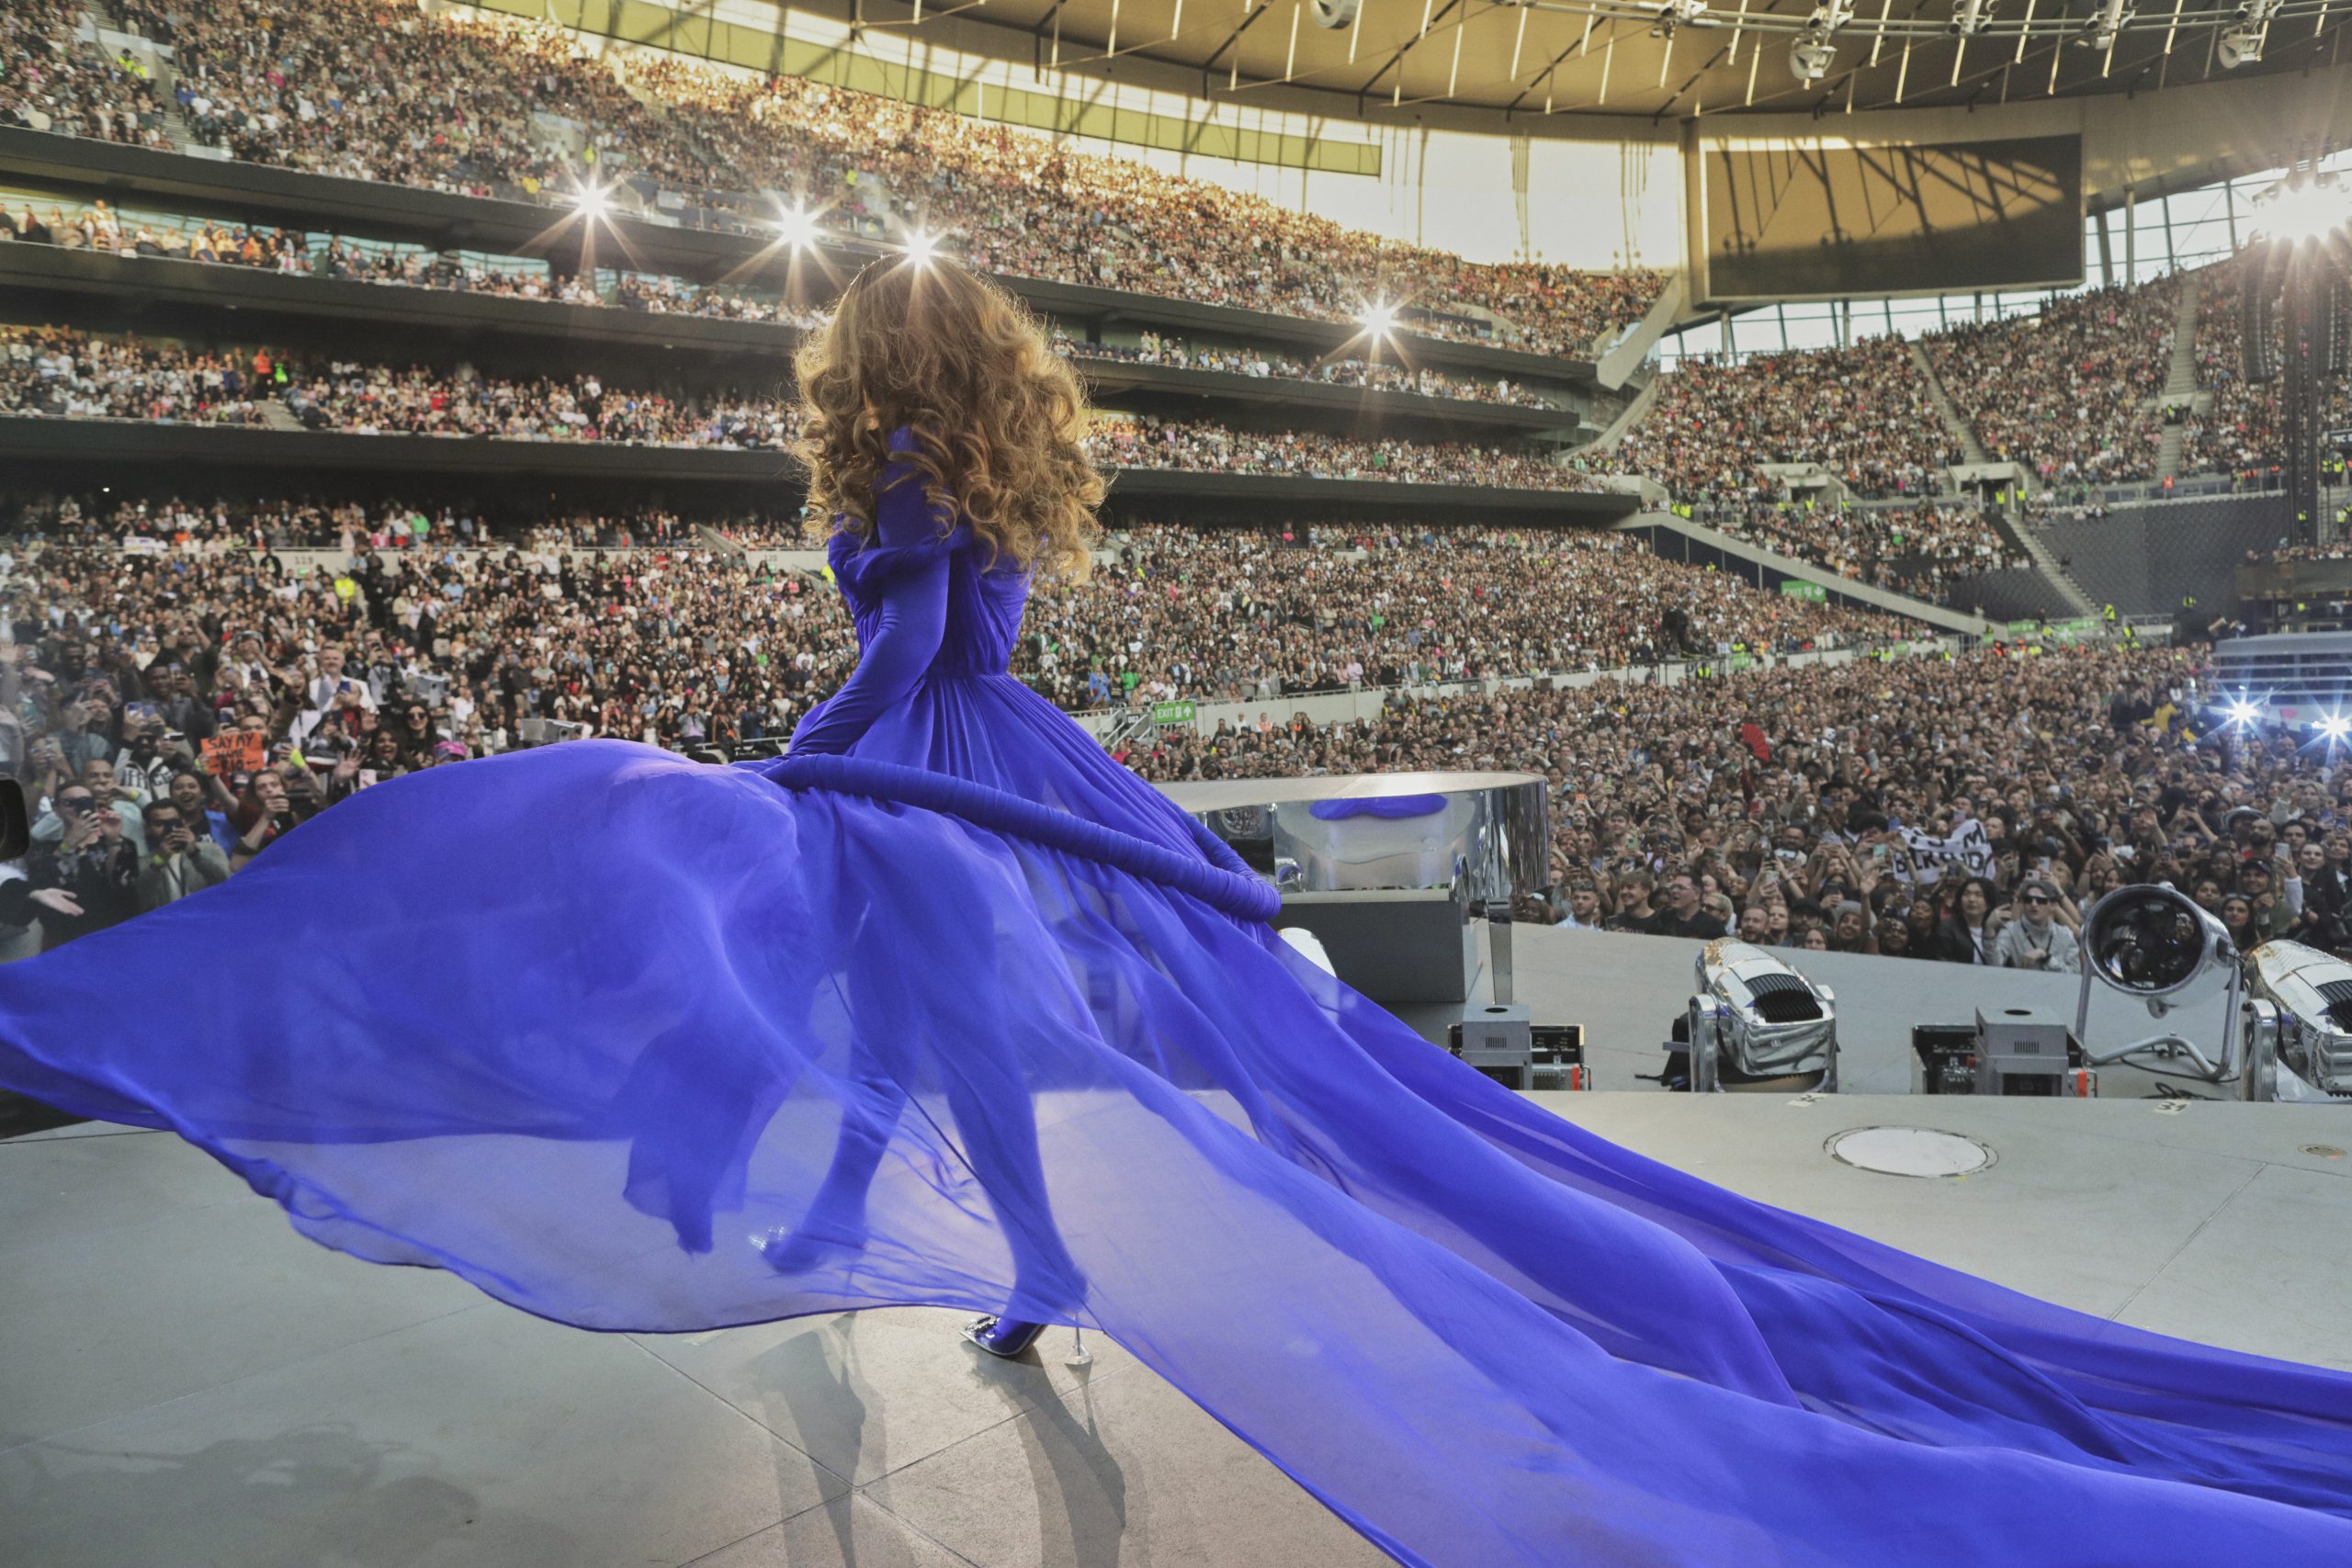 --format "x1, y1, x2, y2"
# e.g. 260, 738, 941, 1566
2058, 884, 2351, 1100
1665, 940, 1839, 1094
1909, 886, 2245, 1100
2243, 942, 2352, 1100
